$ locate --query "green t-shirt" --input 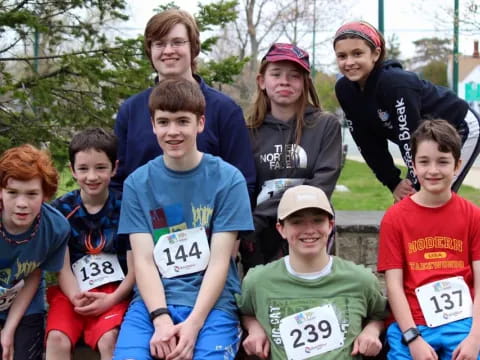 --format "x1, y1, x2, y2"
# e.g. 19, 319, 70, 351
237, 256, 387, 360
